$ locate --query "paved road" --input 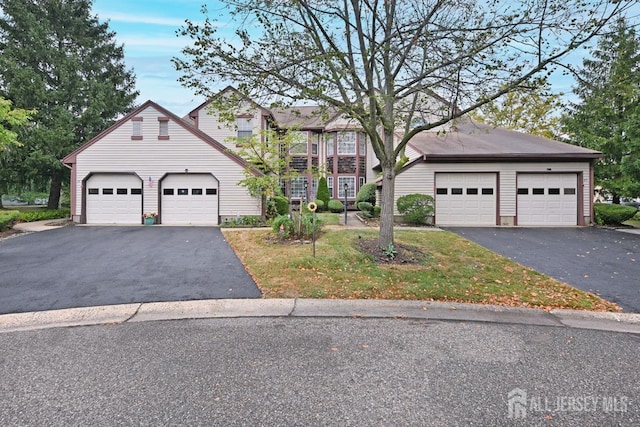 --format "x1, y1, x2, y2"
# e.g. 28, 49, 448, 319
0, 317, 637, 426
447, 227, 640, 313
0, 226, 260, 314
